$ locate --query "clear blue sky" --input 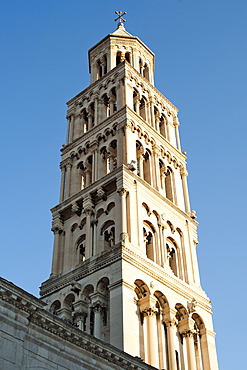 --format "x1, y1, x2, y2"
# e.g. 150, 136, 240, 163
1, 1, 246, 369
